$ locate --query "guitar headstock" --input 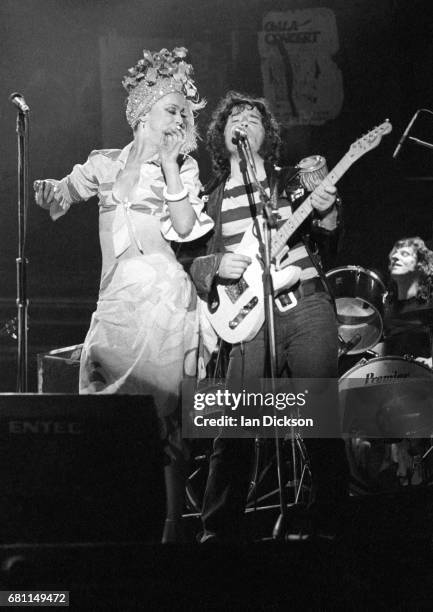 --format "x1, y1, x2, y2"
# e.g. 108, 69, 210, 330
348, 120, 393, 160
